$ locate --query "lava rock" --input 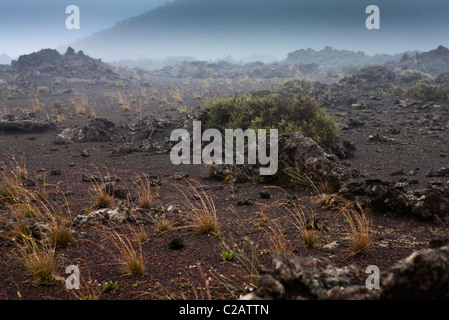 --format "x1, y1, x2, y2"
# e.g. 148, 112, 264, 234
259, 190, 271, 199
168, 236, 185, 250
